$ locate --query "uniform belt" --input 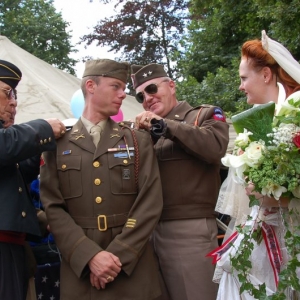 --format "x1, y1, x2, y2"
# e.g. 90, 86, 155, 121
73, 213, 128, 231
0, 231, 26, 245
